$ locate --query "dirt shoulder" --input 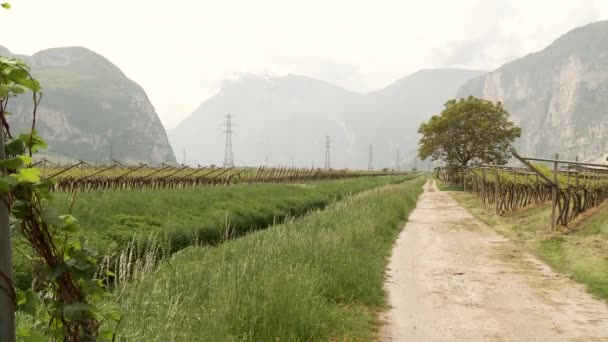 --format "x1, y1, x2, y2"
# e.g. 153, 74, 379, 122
381, 180, 608, 341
